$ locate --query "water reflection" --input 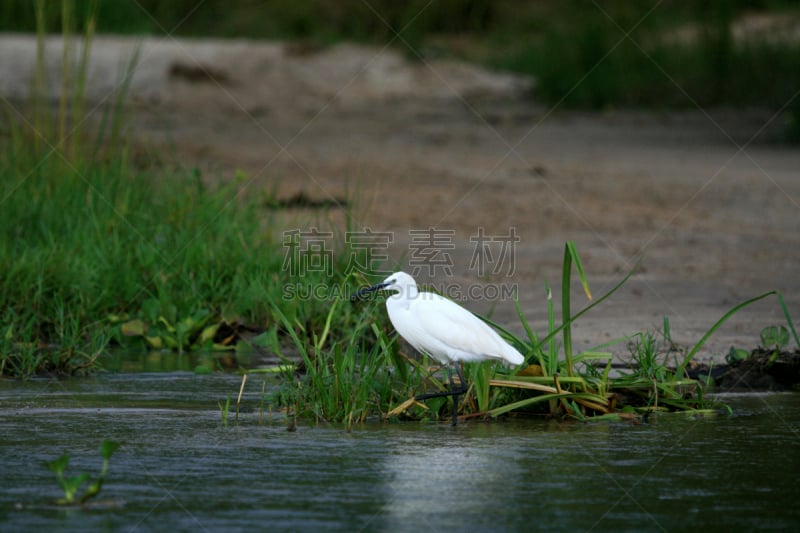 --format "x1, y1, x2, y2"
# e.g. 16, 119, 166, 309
377, 425, 538, 530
